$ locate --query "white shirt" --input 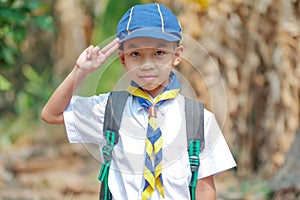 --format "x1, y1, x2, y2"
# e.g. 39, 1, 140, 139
63, 93, 236, 200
